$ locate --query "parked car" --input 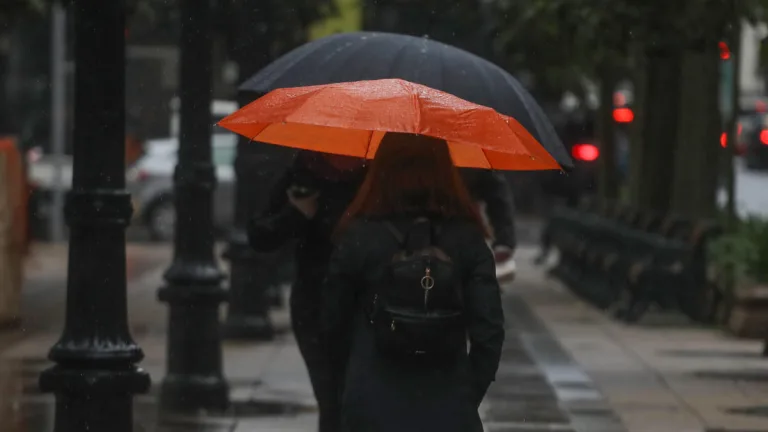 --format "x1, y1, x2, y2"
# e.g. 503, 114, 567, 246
126, 134, 236, 241
742, 112, 768, 170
